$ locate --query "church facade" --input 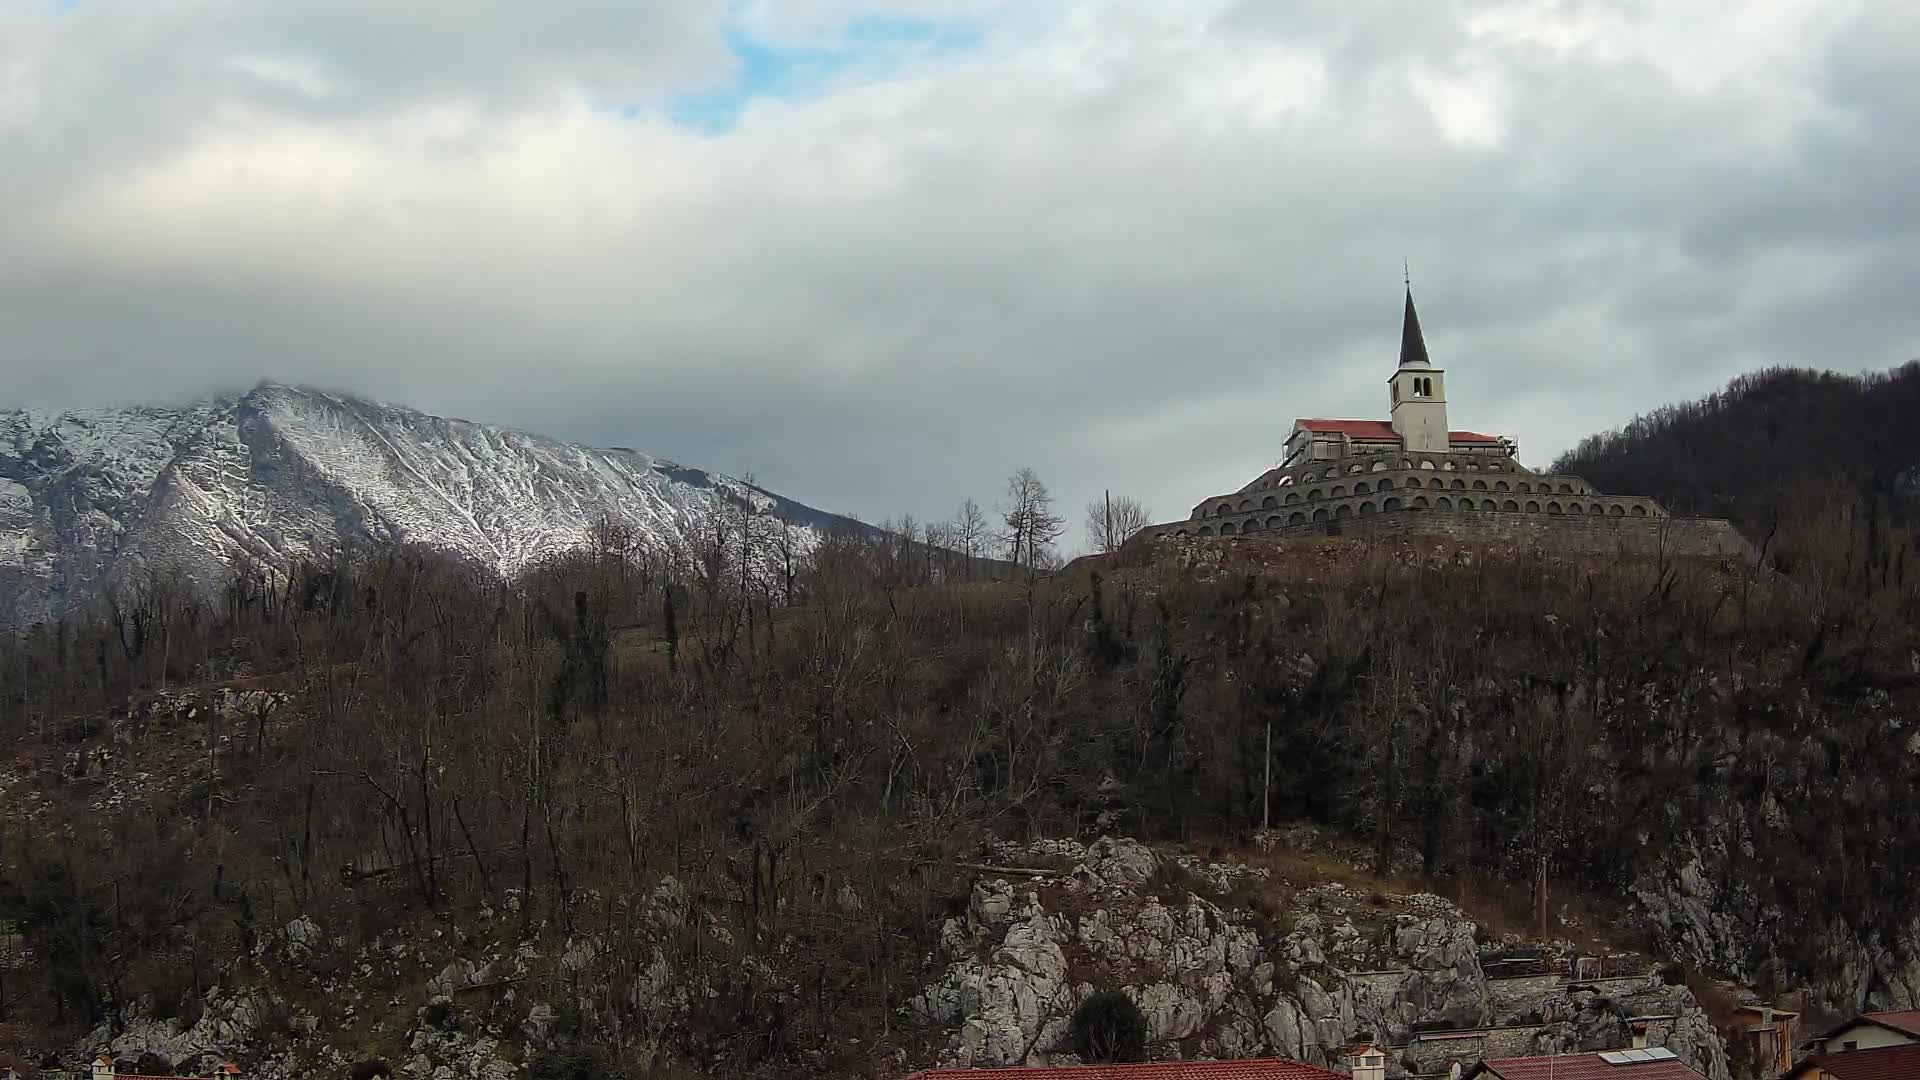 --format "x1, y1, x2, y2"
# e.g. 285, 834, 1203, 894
1134, 289, 1740, 554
